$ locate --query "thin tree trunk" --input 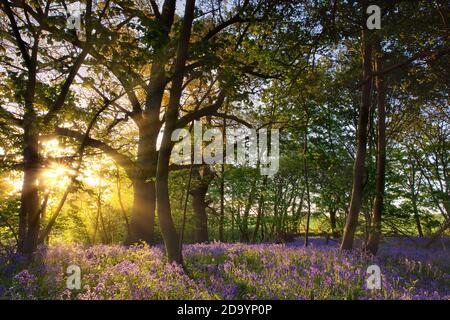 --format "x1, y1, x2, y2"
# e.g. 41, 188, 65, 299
340, 22, 373, 250
116, 167, 130, 237
252, 176, 268, 243
410, 162, 424, 237
329, 209, 339, 238
37, 192, 50, 245
365, 40, 386, 255
97, 188, 108, 243
413, 207, 423, 237
231, 194, 235, 242
414, 210, 424, 237
273, 183, 283, 238
92, 196, 100, 244
242, 176, 258, 242
281, 183, 297, 235
294, 187, 305, 234
363, 209, 371, 246
304, 119, 312, 247
219, 115, 226, 242
236, 204, 242, 240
